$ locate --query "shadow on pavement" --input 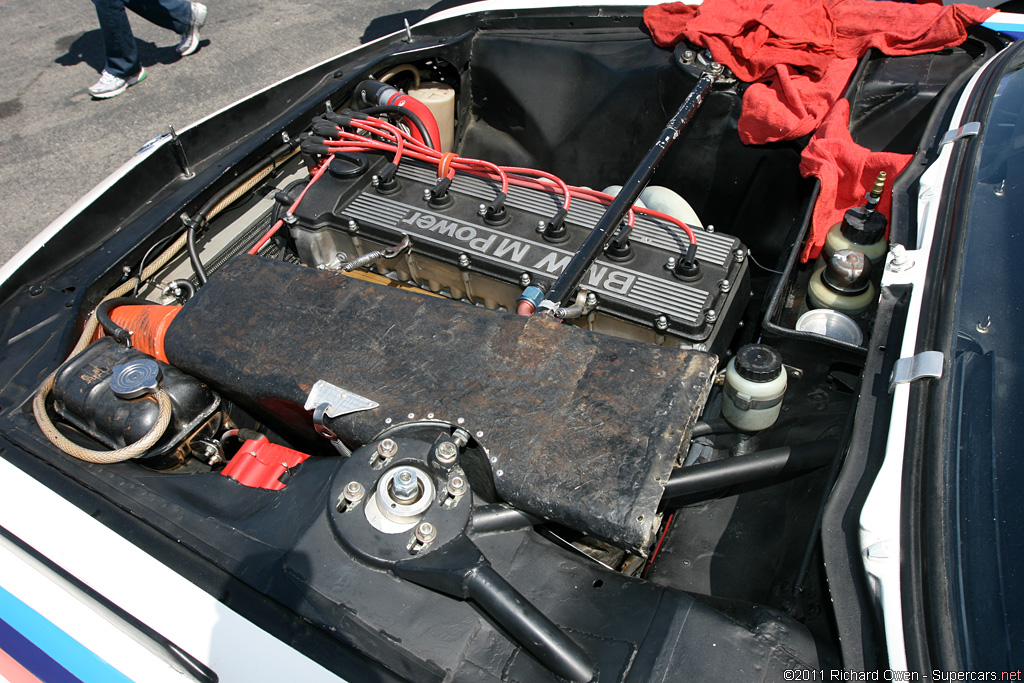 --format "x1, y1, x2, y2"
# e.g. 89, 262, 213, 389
54, 29, 205, 74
